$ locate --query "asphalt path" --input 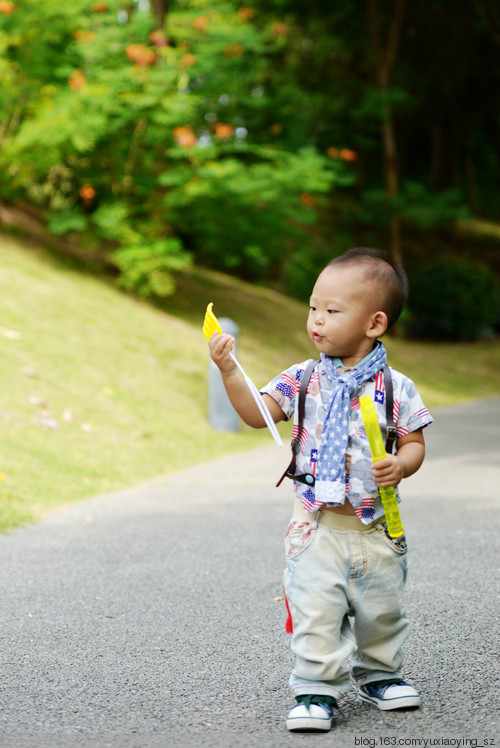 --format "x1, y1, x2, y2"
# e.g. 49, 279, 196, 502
0, 399, 499, 748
